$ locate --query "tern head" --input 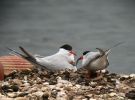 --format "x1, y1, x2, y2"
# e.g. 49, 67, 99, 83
59, 44, 76, 56
60, 44, 72, 51
59, 44, 77, 66
76, 50, 90, 66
